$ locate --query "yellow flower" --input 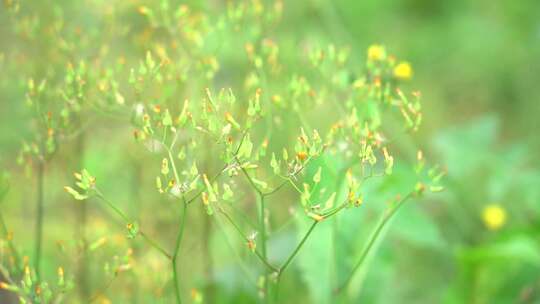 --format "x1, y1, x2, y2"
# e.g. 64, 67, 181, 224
482, 204, 507, 230
367, 44, 386, 61
393, 61, 413, 80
